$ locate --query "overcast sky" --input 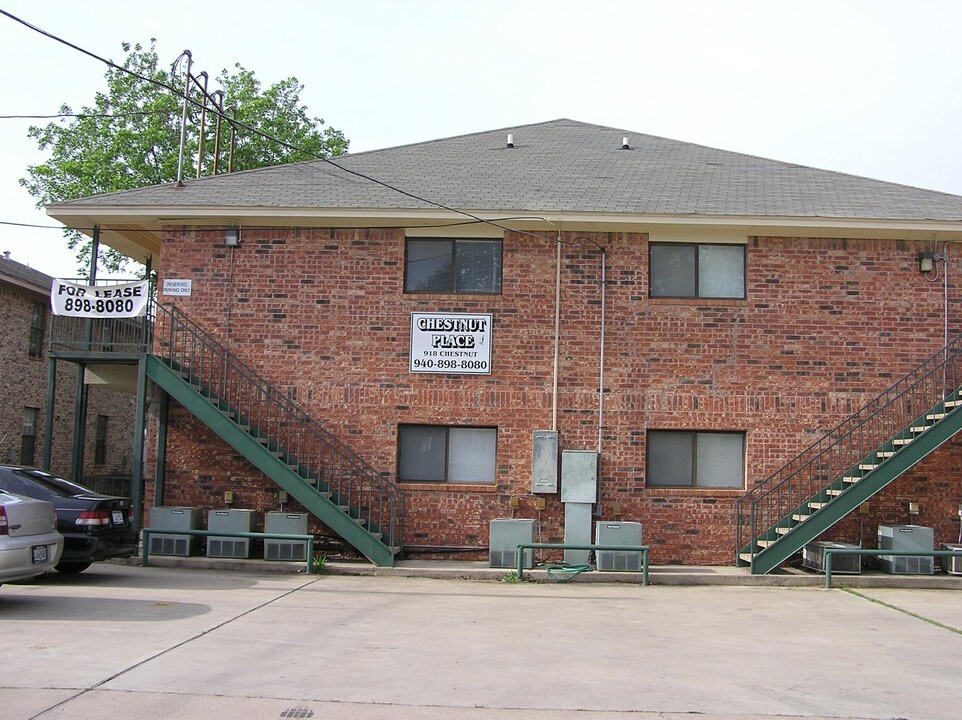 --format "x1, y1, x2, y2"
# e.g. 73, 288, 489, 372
1, 0, 961, 278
